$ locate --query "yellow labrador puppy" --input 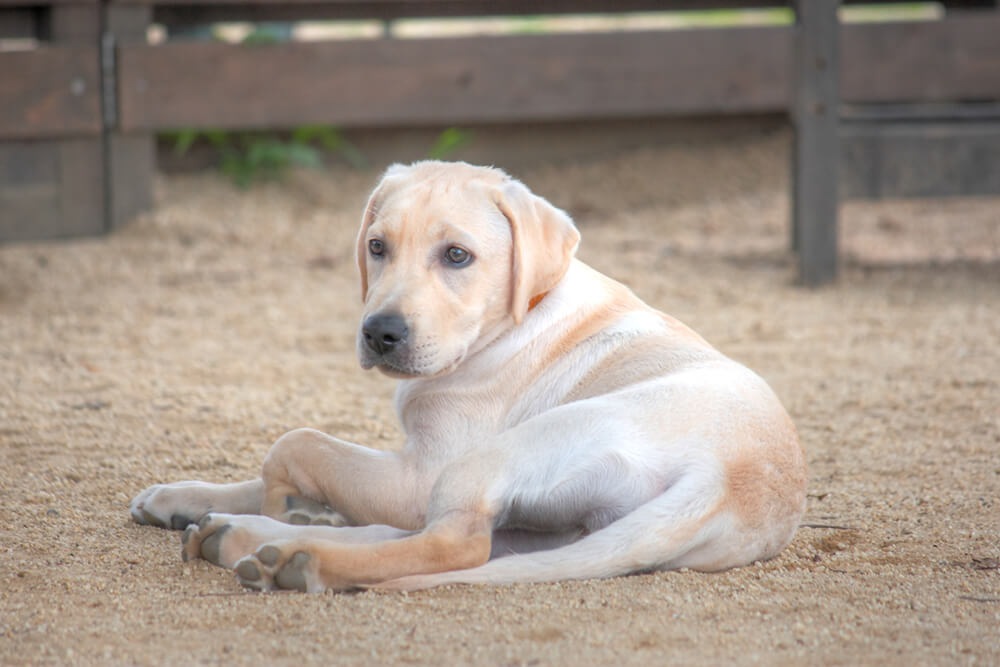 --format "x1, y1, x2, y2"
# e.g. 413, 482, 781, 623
130, 161, 807, 593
